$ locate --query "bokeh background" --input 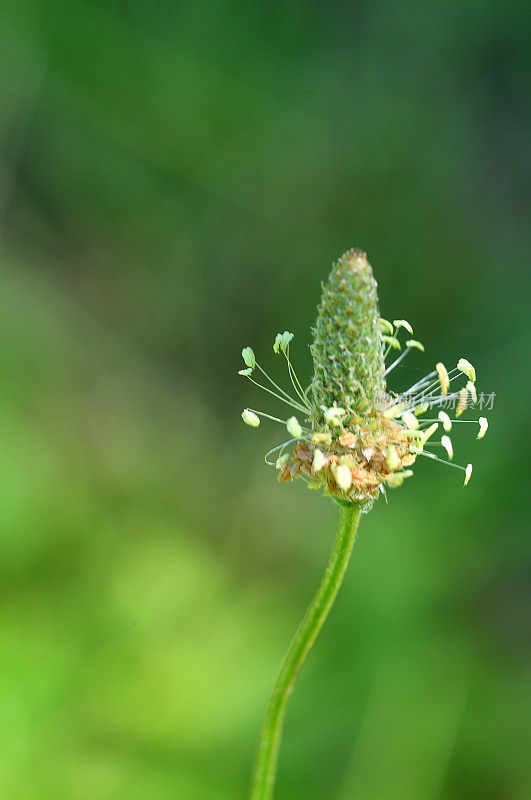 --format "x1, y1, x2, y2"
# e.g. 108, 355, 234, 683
1, 1, 529, 798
